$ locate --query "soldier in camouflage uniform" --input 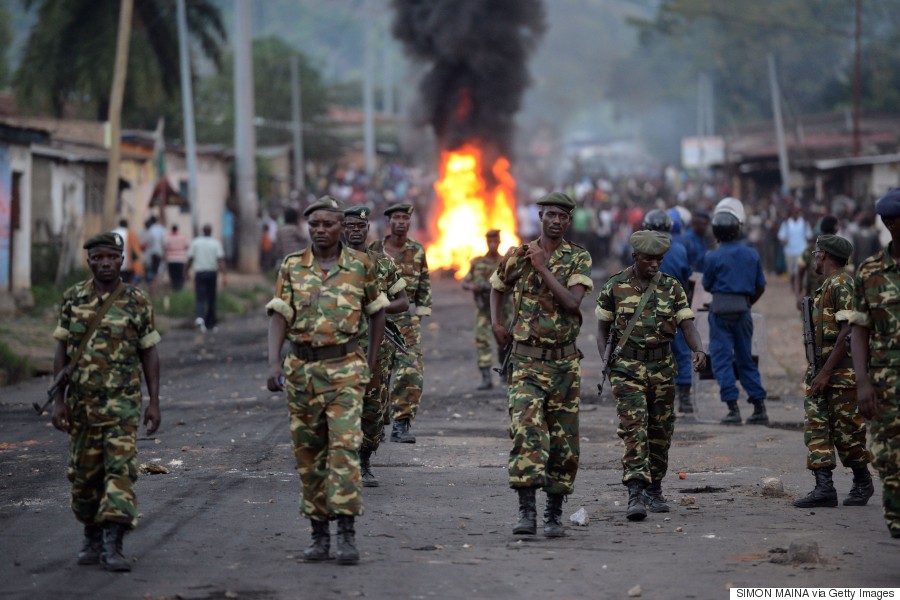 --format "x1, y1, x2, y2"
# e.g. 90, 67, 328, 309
343, 205, 409, 487
794, 234, 874, 509
266, 196, 388, 564
794, 216, 838, 311
489, 192, 593, 538
850, 188, 900, 539
596, 231, 707, 521
51, 231, 162, 572
462, 229, 510, 390
369, 203, 432, 443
